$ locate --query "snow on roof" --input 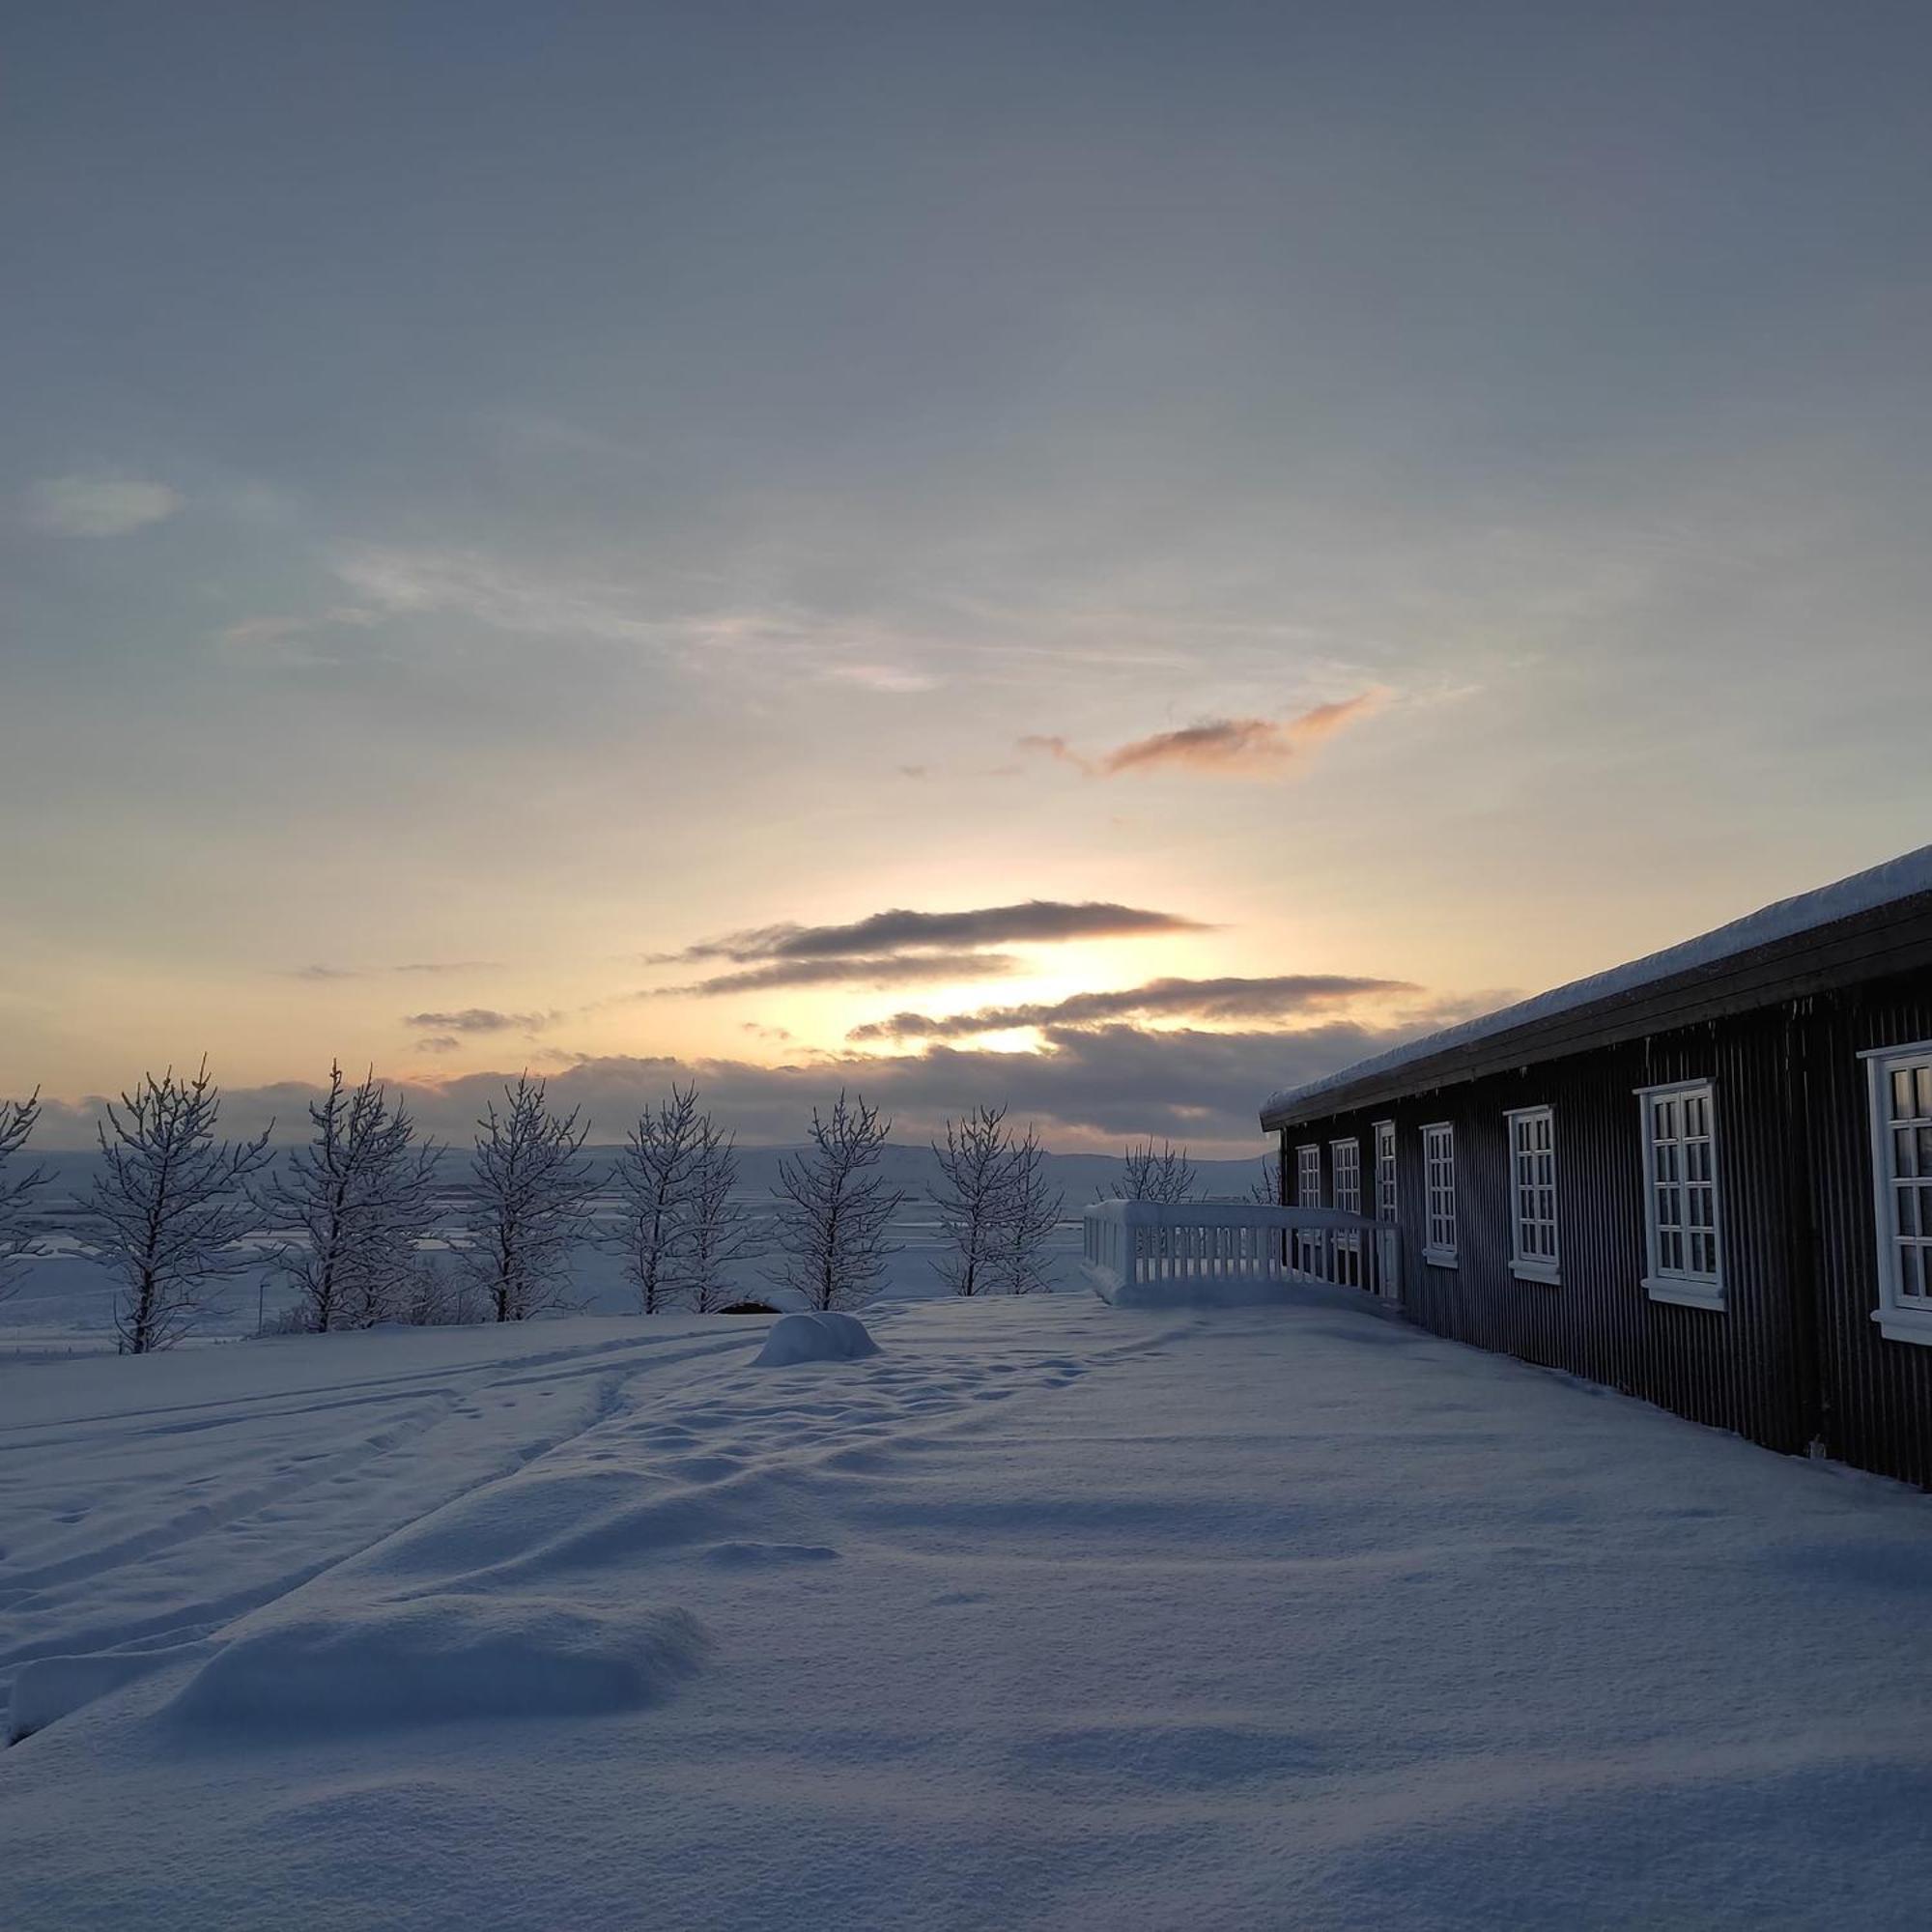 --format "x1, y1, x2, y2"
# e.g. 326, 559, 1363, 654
1263, 844, 1932, 1122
